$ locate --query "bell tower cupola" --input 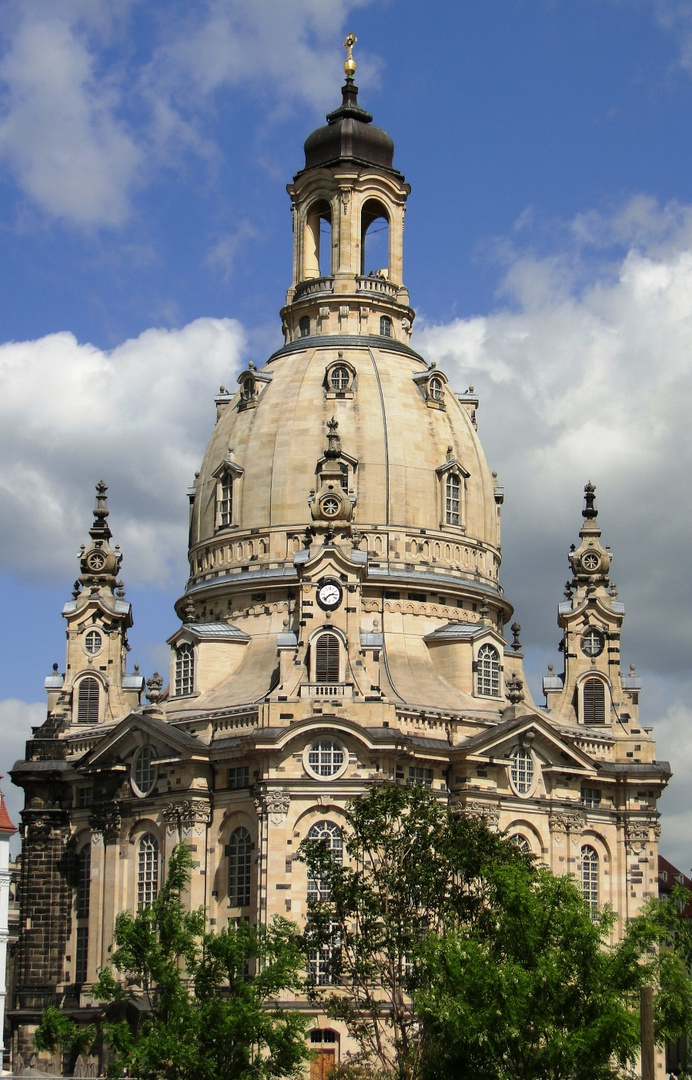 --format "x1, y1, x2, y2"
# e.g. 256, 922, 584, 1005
282, 35, 414, 344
